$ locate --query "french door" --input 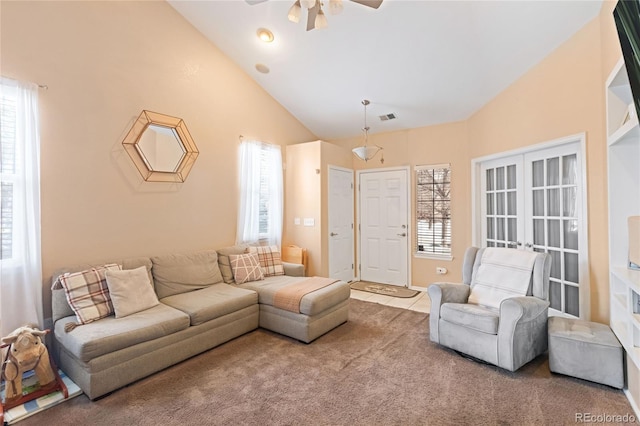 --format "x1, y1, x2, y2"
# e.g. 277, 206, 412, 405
478, 139, 587, 318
